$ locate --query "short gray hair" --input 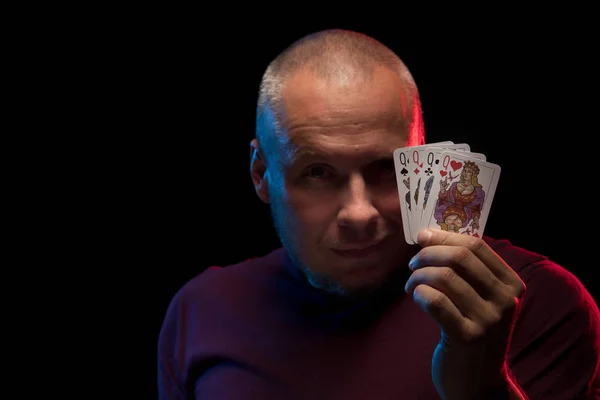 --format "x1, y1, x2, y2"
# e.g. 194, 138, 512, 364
255, 29, 425, 163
